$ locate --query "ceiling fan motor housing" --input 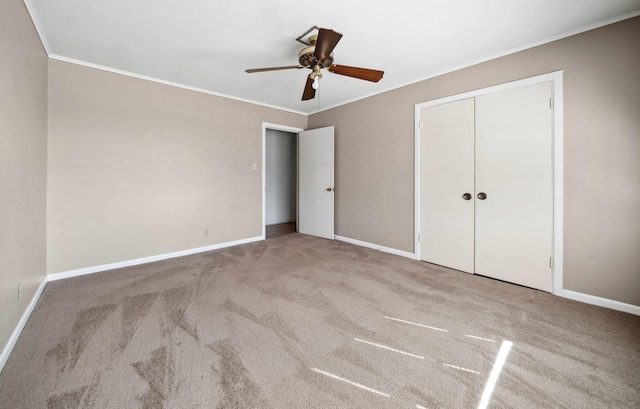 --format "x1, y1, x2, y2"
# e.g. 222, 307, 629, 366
298, 35, 334, 68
